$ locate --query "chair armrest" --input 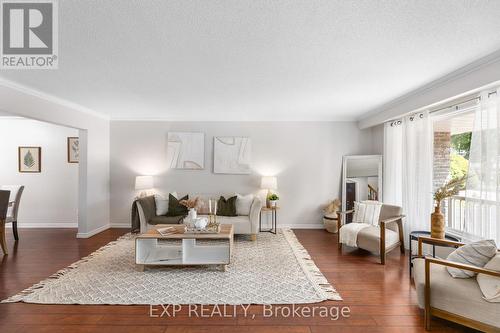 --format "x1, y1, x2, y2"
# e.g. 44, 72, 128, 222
336, 210, 354, 228
425, 257, 500, 278
379, 215, 405, 225
337, 210, 354, 216
418, 236, 464, 256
